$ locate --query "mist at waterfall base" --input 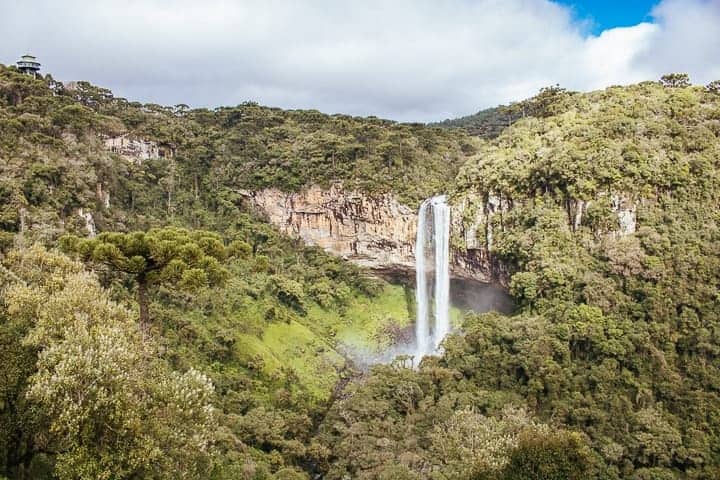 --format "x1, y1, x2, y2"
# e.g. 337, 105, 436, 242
342, 195, 514, 369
